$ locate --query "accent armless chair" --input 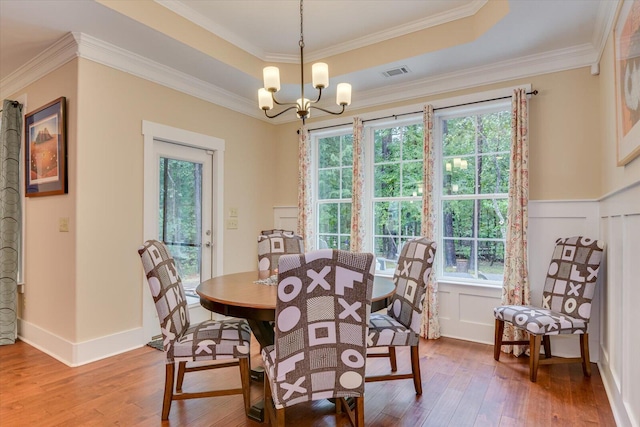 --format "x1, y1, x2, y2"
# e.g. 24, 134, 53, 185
262, 249, 375, 426
365, 237, 437, 395
138, 240, 252, 420
257, 230, 305, 278
494, 236, 604, 382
